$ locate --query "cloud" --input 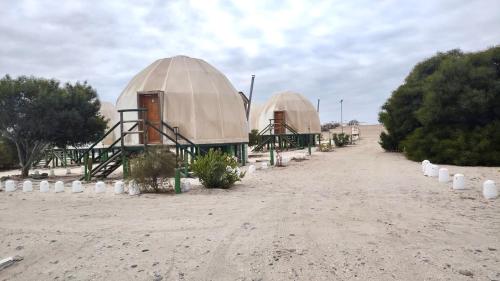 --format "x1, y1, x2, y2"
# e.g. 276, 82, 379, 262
0, 0, 499, 123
